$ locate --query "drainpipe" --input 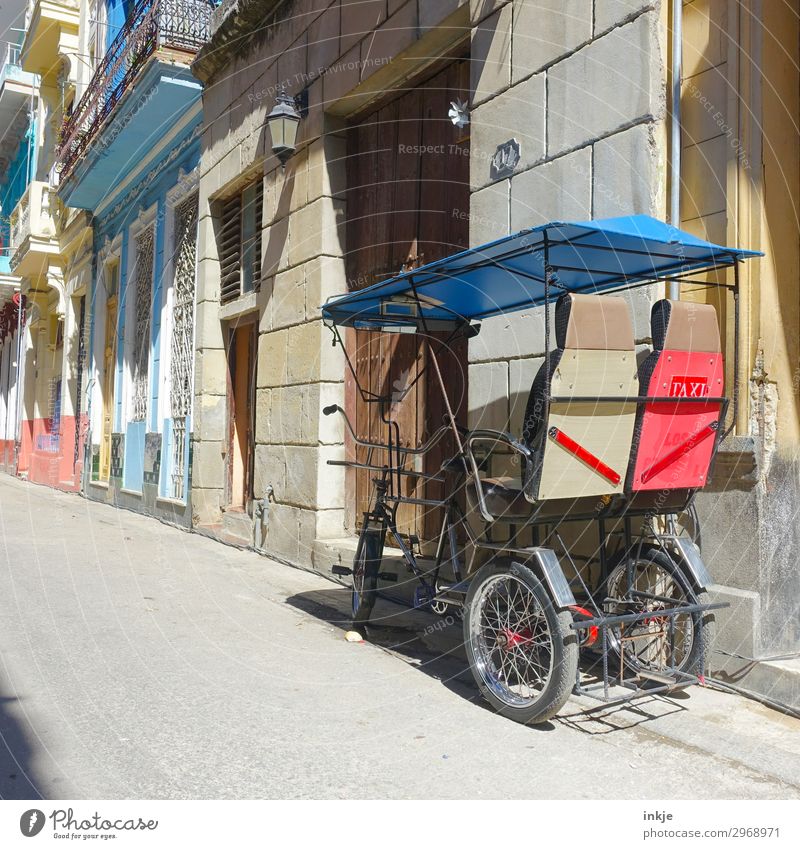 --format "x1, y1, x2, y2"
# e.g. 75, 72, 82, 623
669, 0, 682, 301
